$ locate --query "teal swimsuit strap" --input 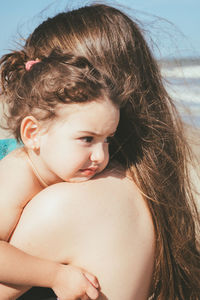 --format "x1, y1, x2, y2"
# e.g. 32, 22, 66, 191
0, 139, 22, 160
